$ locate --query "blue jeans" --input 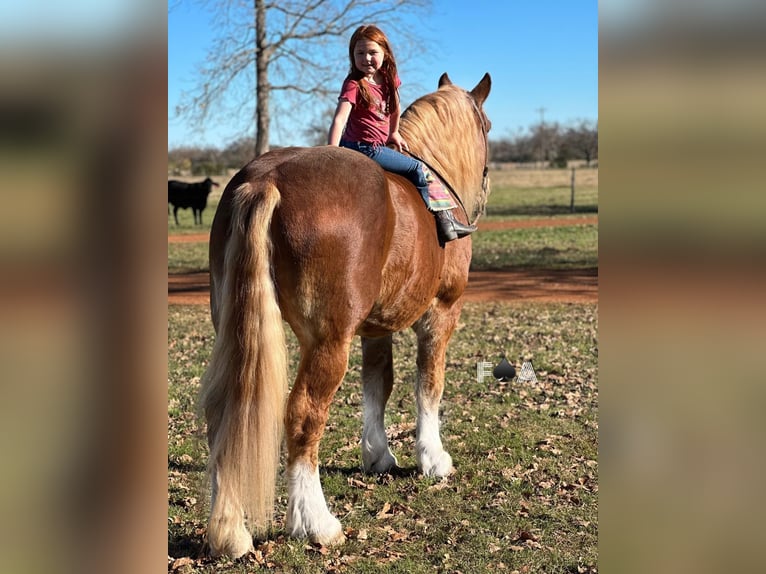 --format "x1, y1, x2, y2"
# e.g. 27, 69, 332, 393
340, 140, 431, 207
